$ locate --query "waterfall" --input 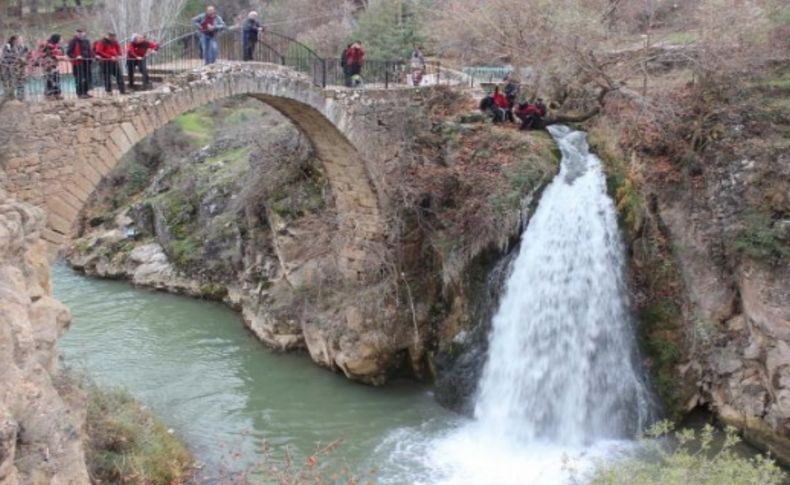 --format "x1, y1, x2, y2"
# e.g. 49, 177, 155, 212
377, 126, 654, 485
473, 125, 652, 446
